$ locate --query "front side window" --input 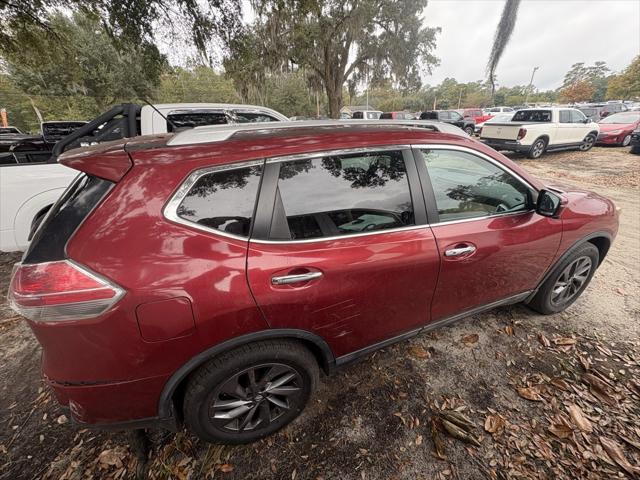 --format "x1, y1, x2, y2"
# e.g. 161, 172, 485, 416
570, 110, 586, 123
273, 150, 415, 240
449, 111, 463, 121
420, 149, 531, 222
176, 163, 263, 237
